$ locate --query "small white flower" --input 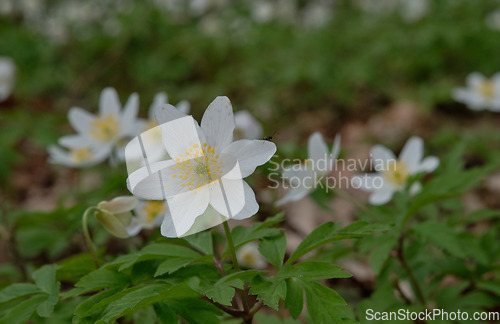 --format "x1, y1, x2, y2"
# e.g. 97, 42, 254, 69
452, 72, 500, 111
276, 132, 340, 206
399, 0, 428, 23
127, 96, 277, 237
62, 87, 140, 162
352, 136, 439, 205
47, 143, 109, 168
234, 110, 263, 140
126, 200, 166, 236
486, 10, 500, 31
236, 242, 267, 269
0, 57, 15, 102
139, 92, 190, 133
95, 196, 139, 239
